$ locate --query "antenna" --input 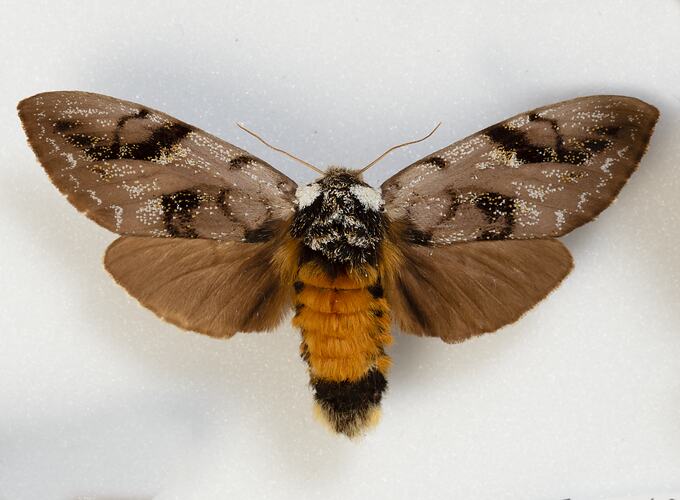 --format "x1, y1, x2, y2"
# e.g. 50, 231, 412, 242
236, 123, 325, 175
357, 122, 442, 174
